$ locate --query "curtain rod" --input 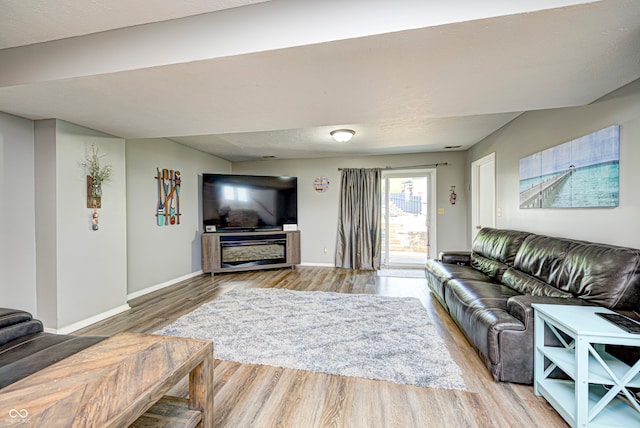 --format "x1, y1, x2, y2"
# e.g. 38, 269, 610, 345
337, 162, 448, 171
